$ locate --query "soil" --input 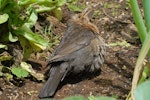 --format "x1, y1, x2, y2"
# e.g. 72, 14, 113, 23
0, 0, 142, 100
